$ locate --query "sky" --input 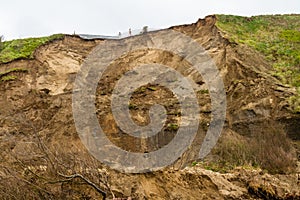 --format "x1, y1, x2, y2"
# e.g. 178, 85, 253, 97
0, 0, 299, 40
